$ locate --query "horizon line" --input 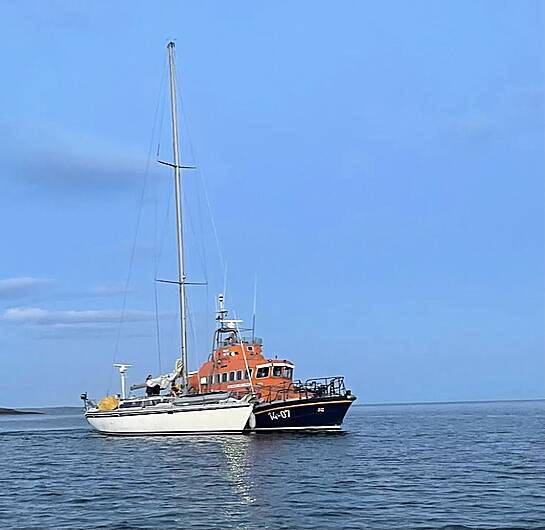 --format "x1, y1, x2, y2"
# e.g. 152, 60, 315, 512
3, 396, 544, 411
357, 397, 545, 407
